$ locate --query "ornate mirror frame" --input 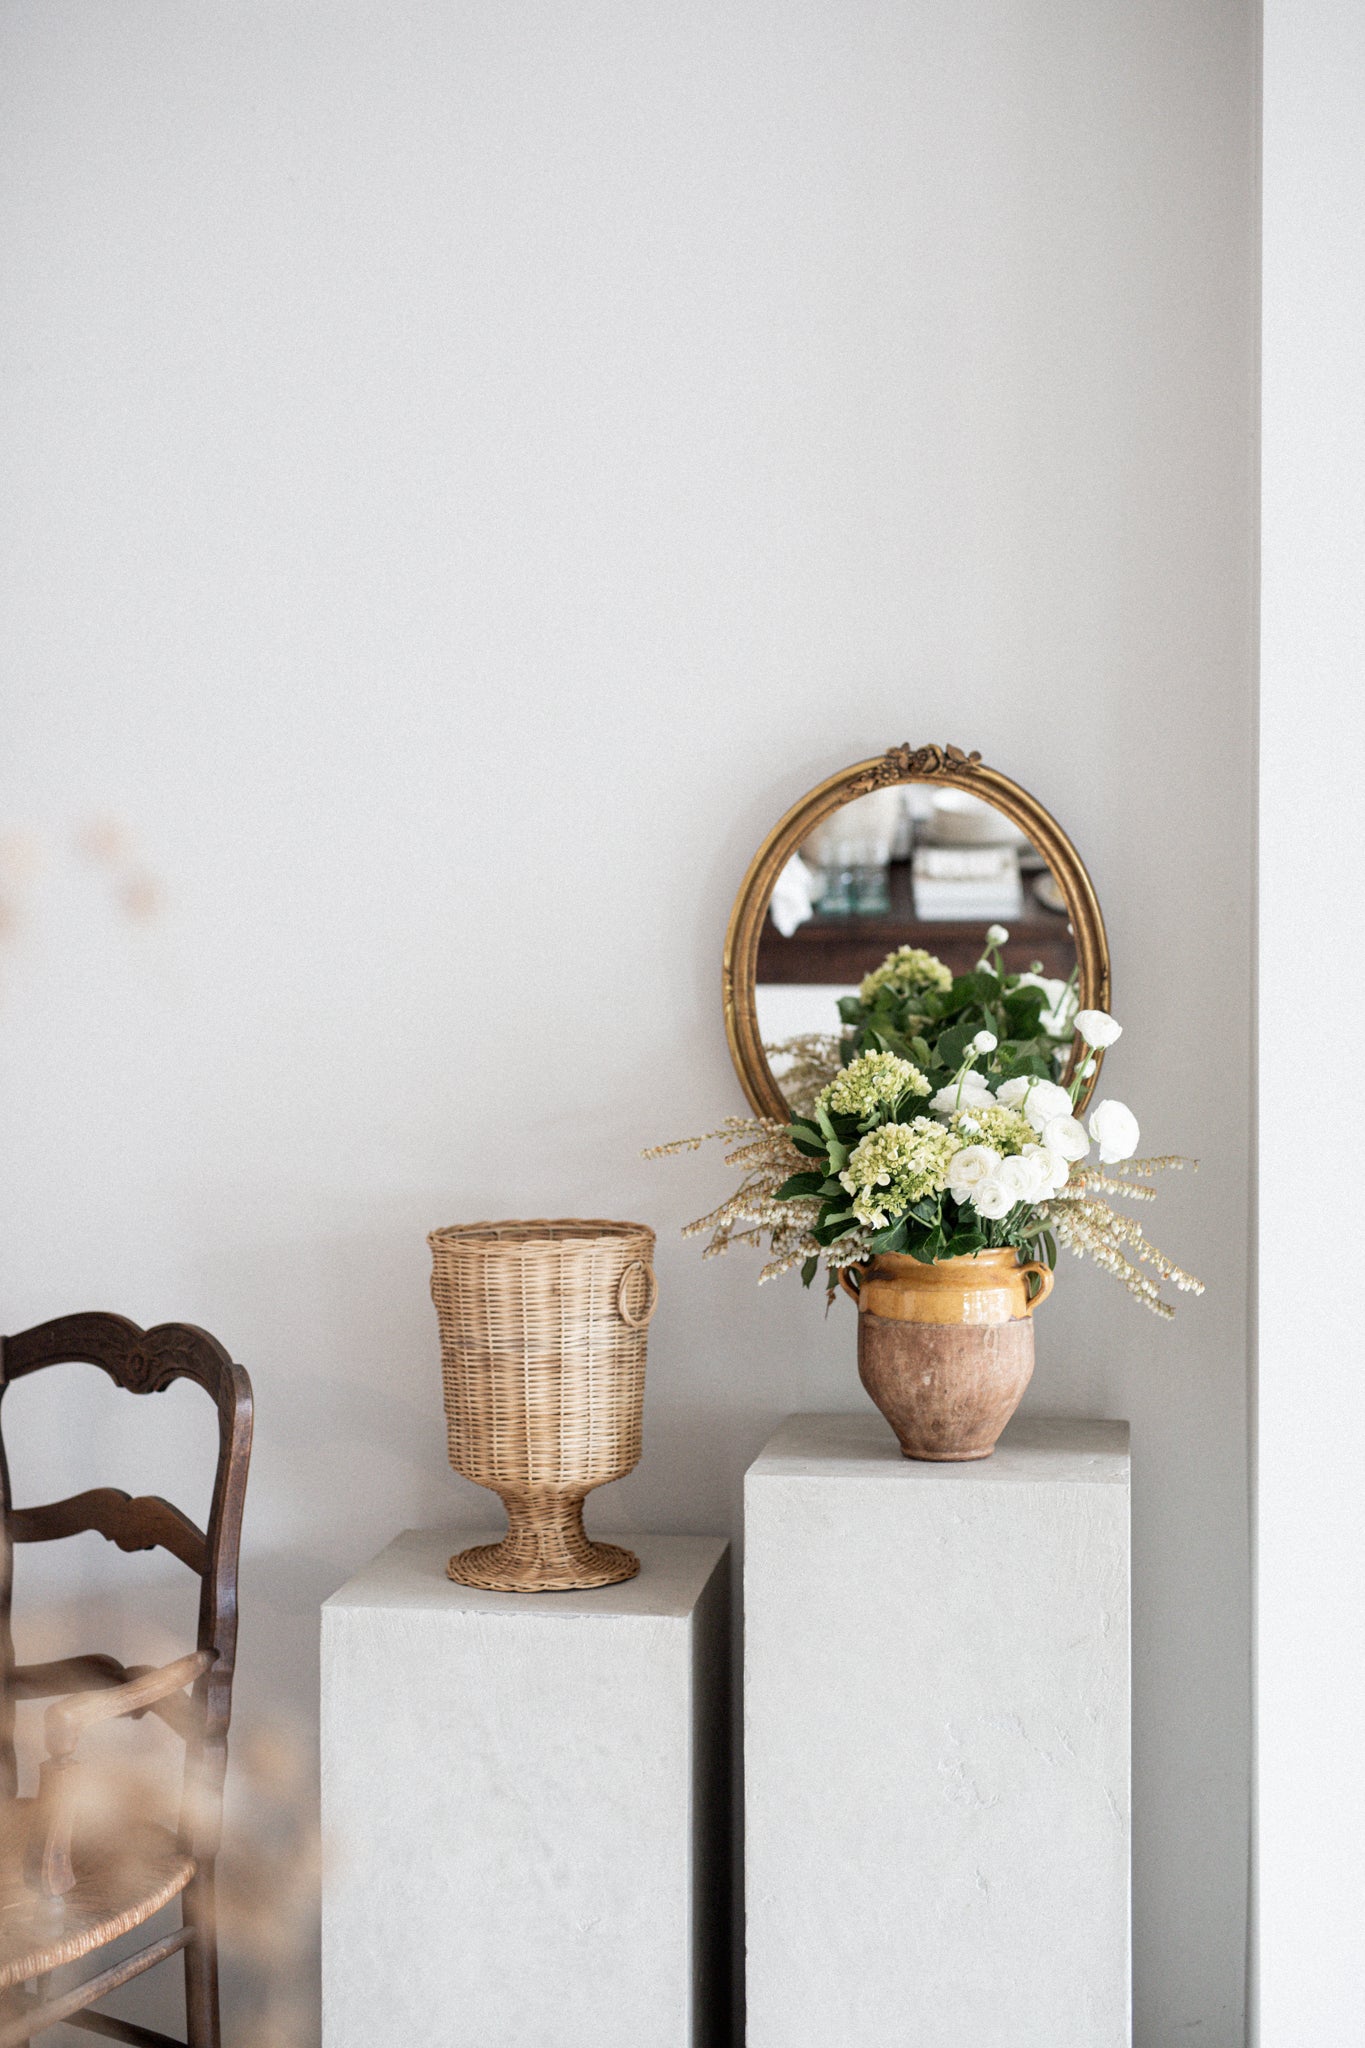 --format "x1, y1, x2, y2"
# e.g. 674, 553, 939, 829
723, 742, 1112, 1122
